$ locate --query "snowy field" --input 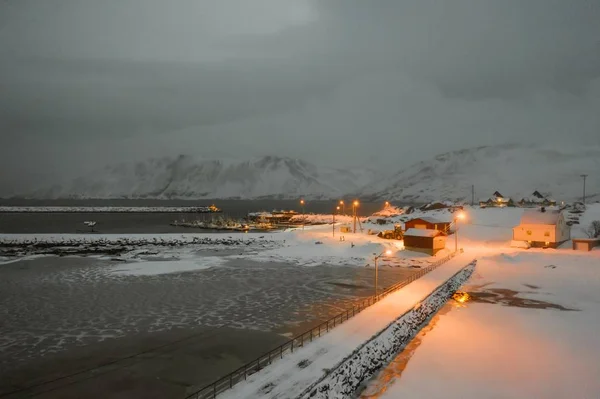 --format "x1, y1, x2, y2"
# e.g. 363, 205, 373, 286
356, 204, 600, 399
364, 250, 600, 399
